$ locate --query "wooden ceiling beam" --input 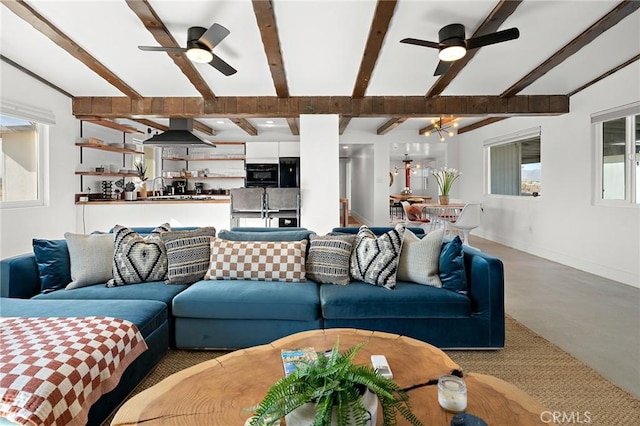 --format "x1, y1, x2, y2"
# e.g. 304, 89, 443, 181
377, 117, 407, 135
418, 117, 457, 136
1, 54, 73, 98
568, 53, 640, 97
339, 116, 352, 135
252, 0, 289, 97
192, 120, 216, 136
457, 117, 507, 134
352, 0, 398, 98
125, 0, 216, 99
230, 118, 258, 136
1, 0, 141, 98
73, 95, 569, 118
426, 0, 522, 97
130, 119, 169, 132
501, 0, 640, 97
286, 118, 299, 136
